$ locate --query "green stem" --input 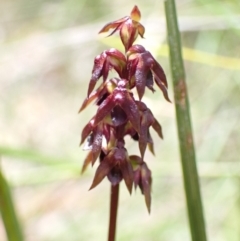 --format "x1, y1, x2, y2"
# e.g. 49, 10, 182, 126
164, 1, 207, 241
0, 168, 24, 241
108, 184, 119, 241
